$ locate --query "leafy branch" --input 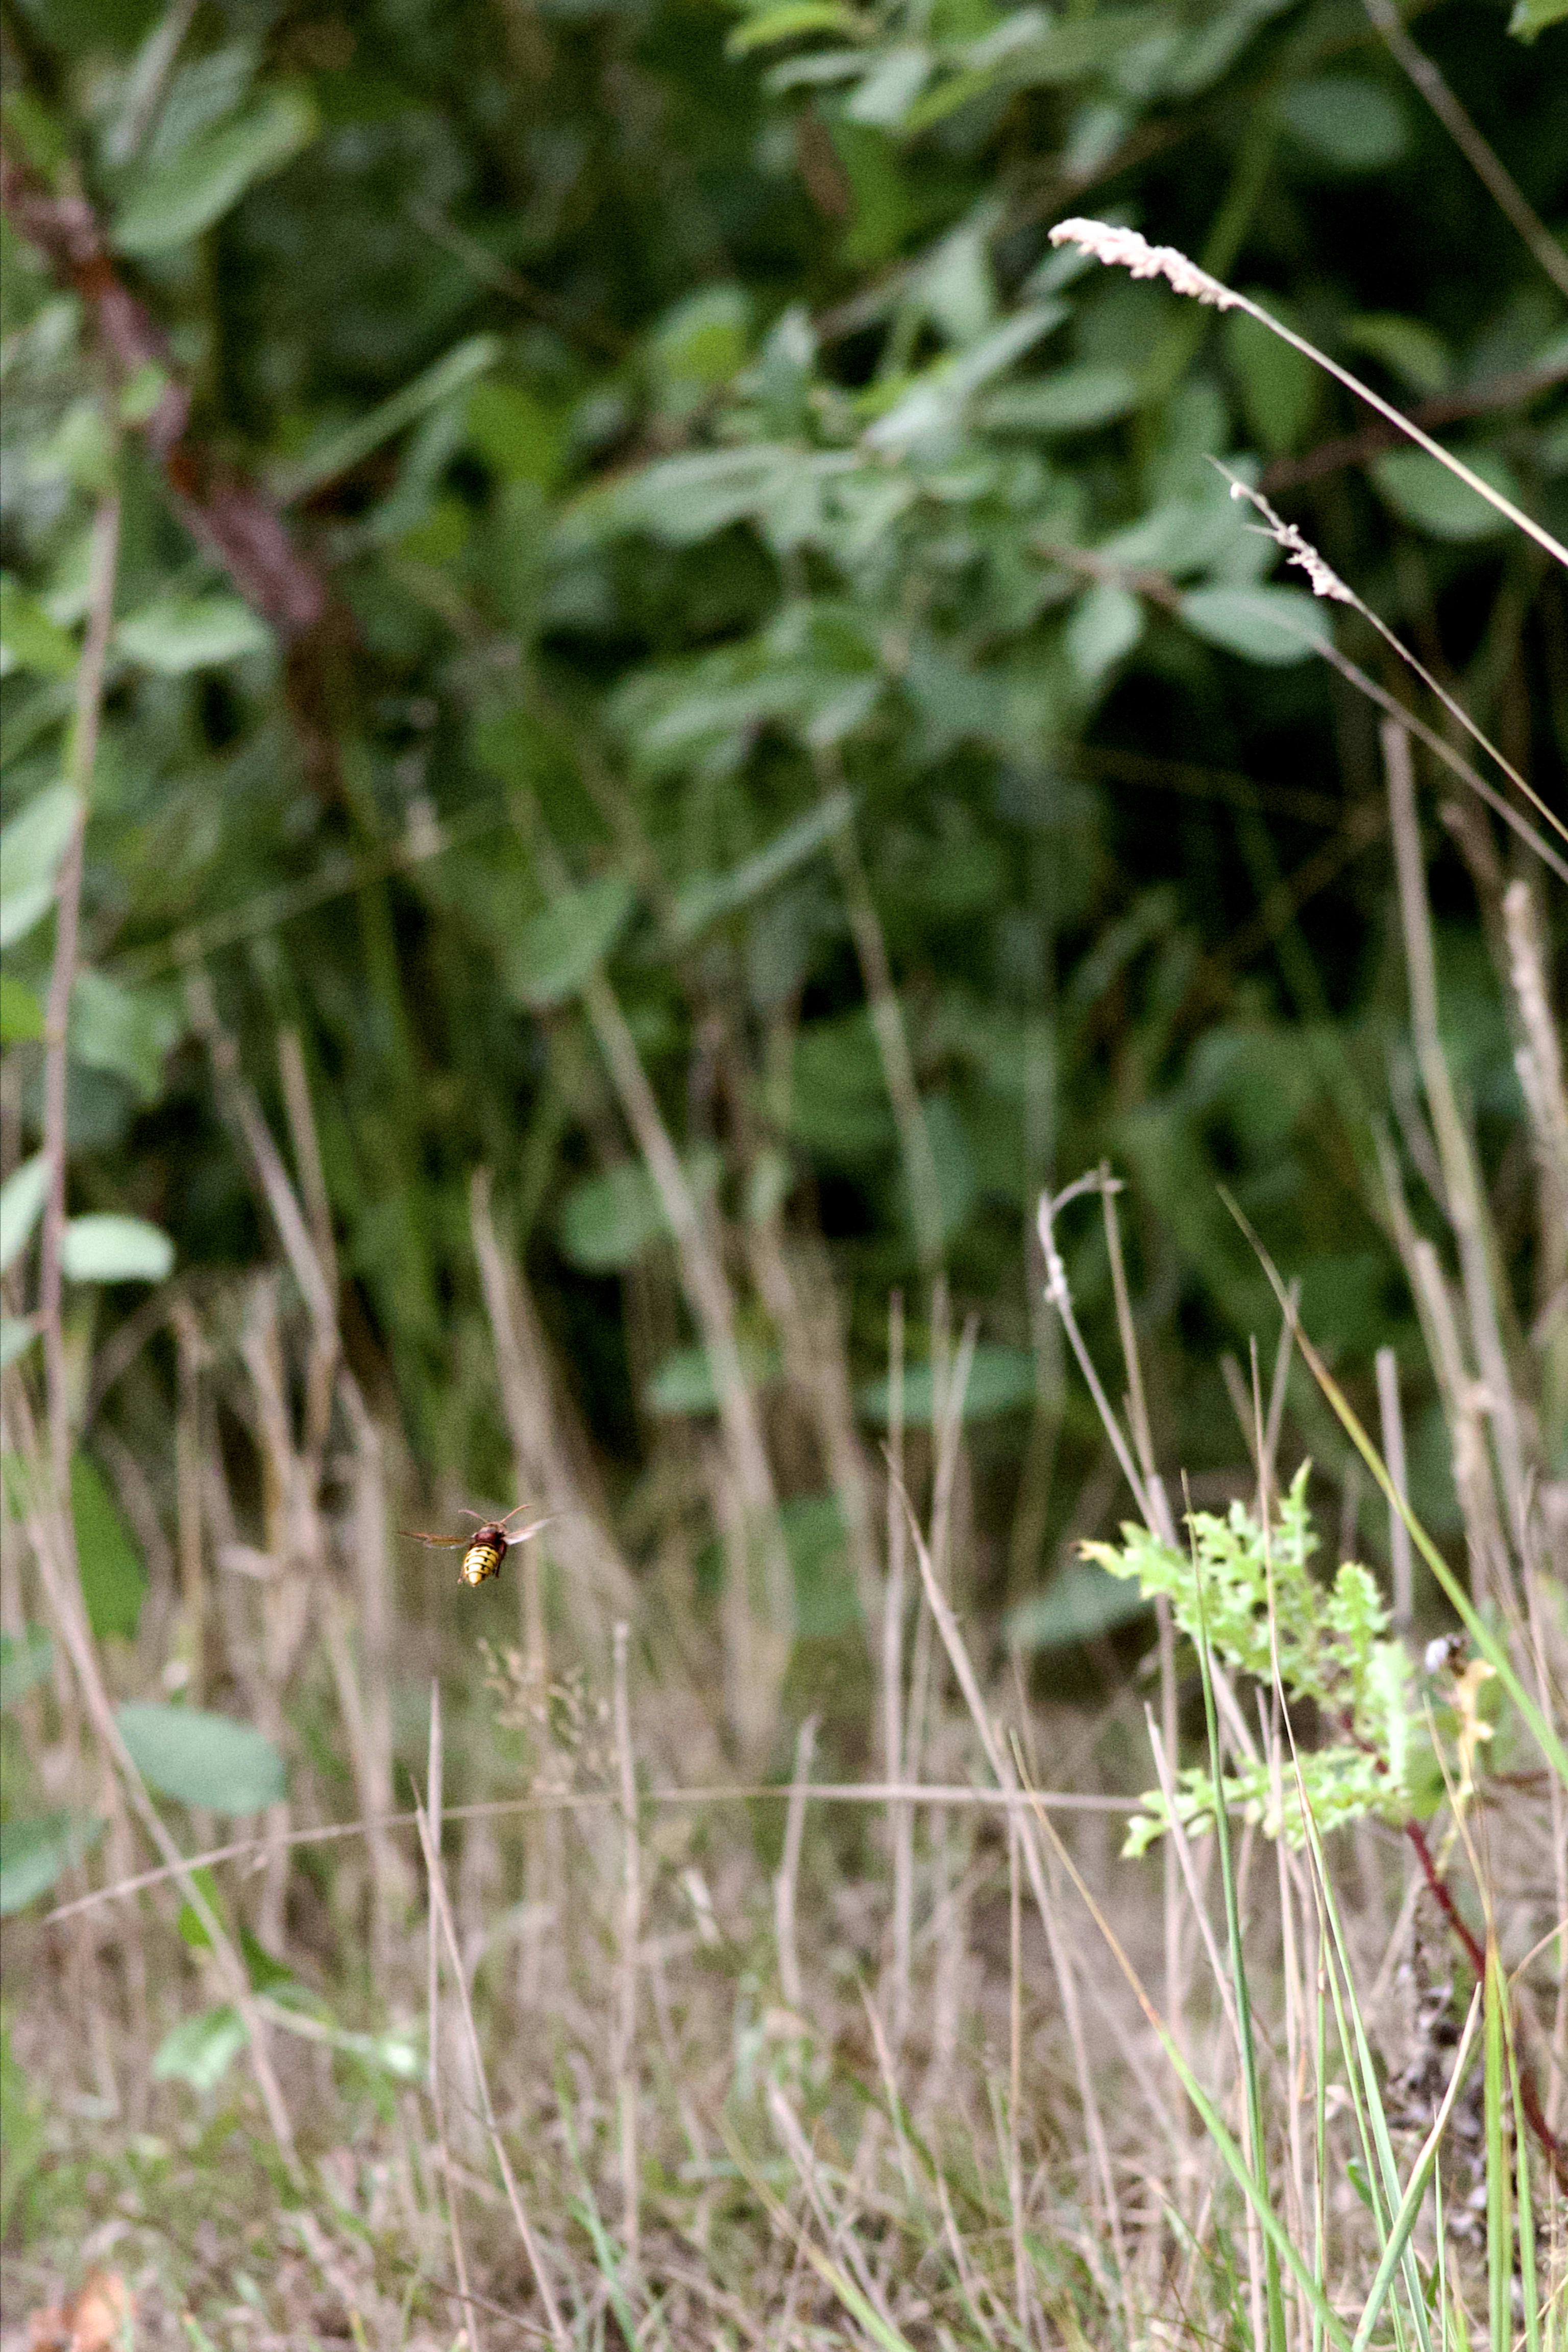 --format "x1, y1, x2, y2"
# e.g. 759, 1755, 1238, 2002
1085, 1466, 1418, 1856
